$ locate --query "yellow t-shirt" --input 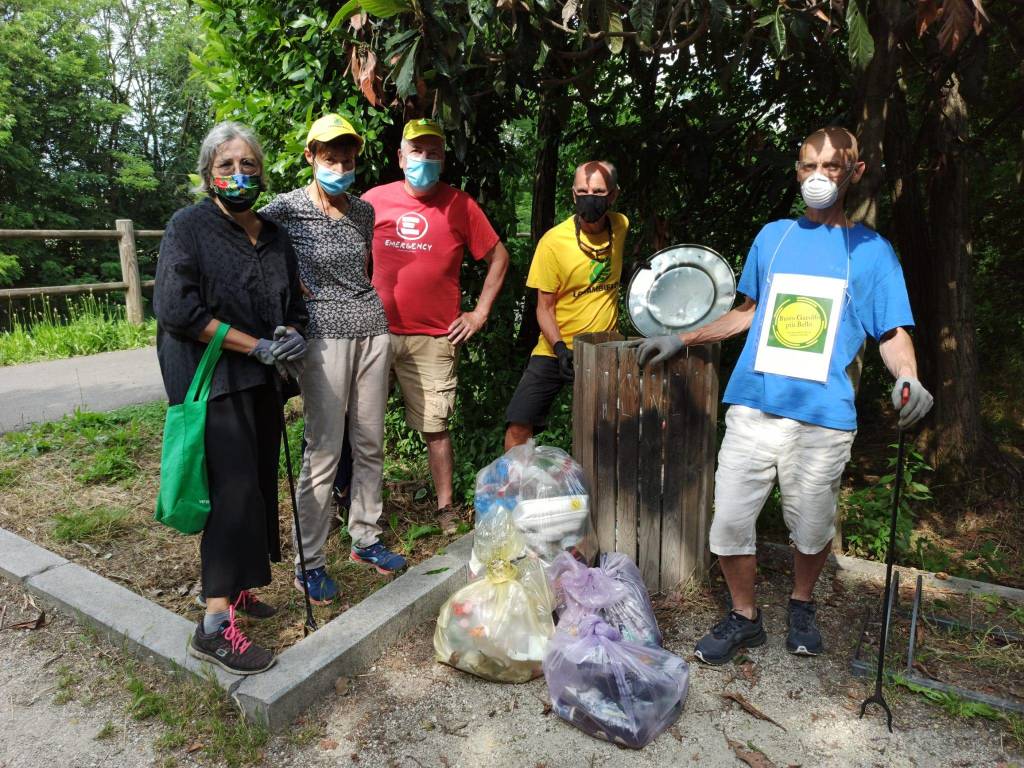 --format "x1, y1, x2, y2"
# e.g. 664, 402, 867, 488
527, 212, 629, 357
